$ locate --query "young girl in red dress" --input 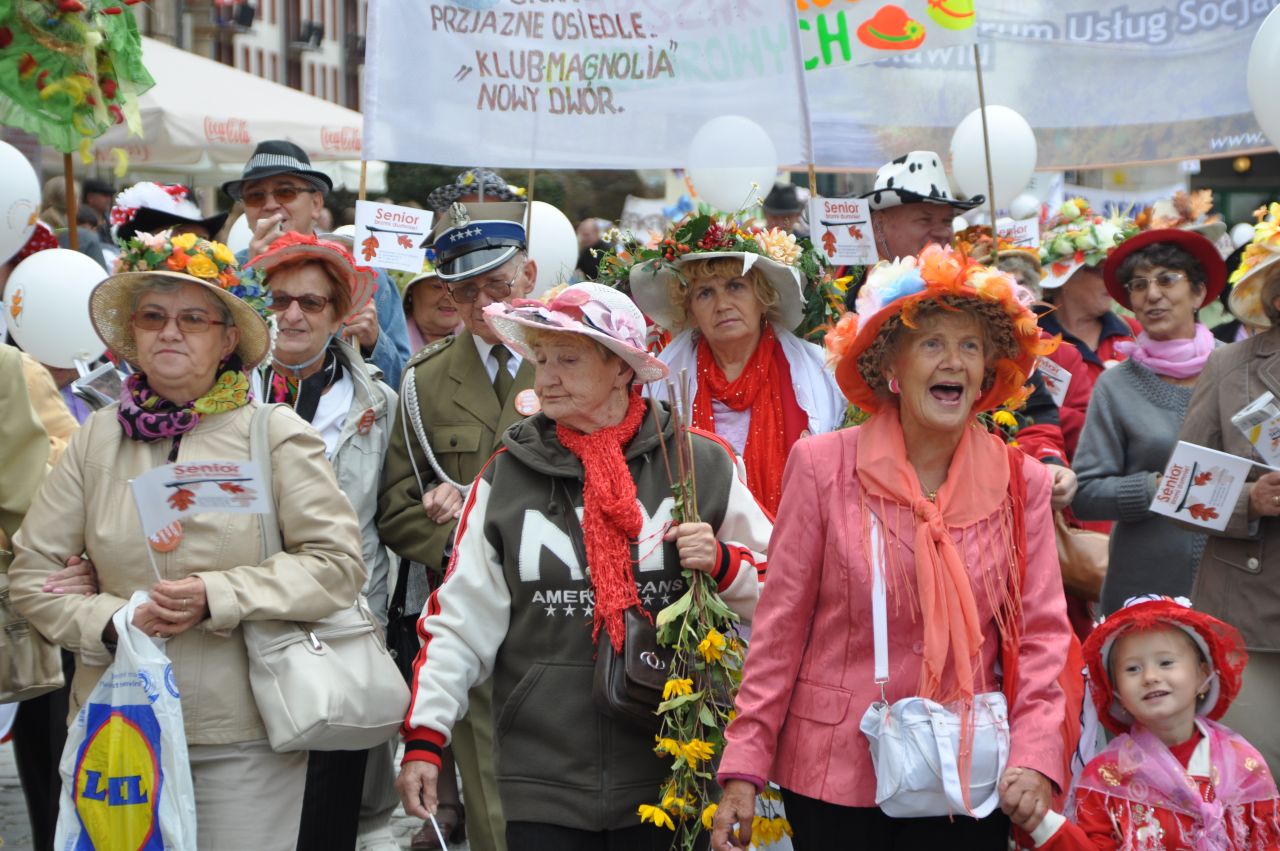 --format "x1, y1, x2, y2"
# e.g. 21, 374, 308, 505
1009, 595, 1280, 849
